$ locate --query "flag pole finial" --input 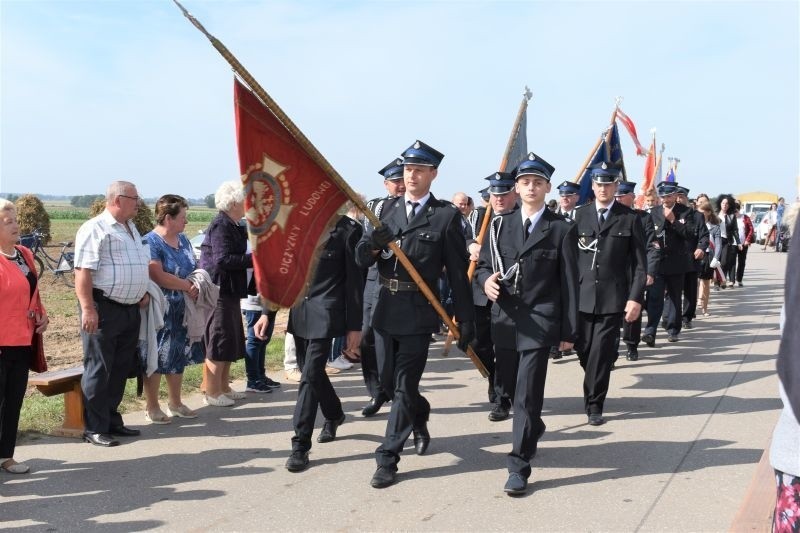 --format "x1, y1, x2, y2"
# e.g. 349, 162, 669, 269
524, 86, 532, 101
615, 96, 623, 108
